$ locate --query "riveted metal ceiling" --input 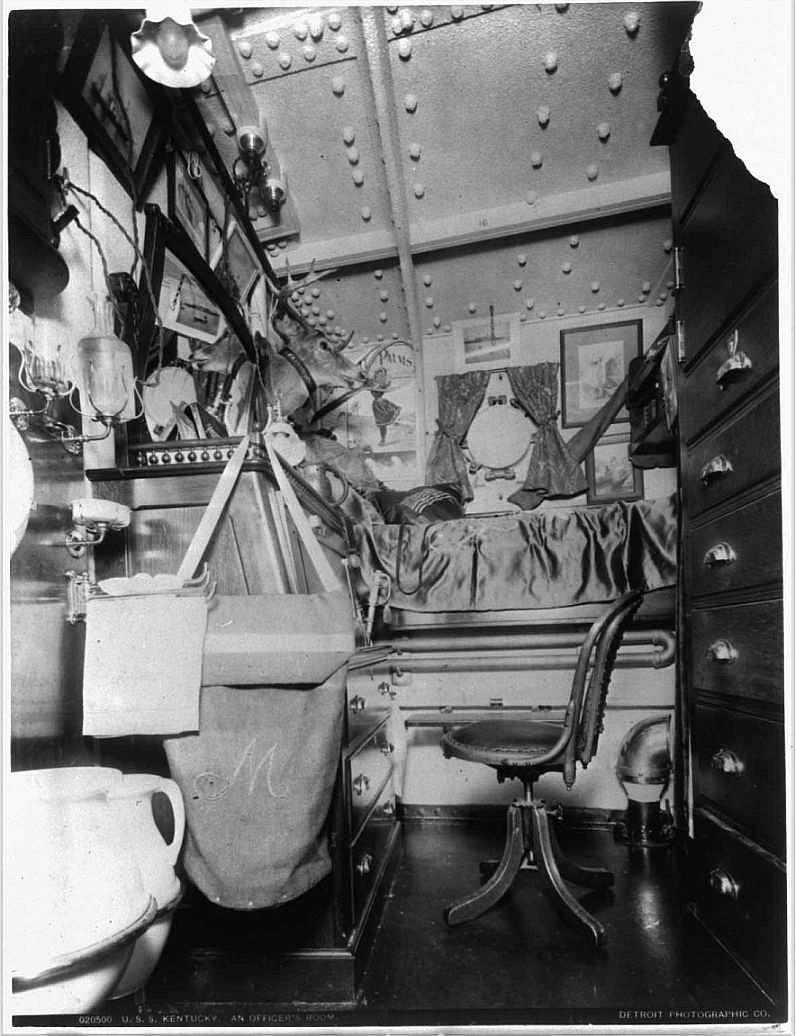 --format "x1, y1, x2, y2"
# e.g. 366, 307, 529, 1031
198, 3, 694, 346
